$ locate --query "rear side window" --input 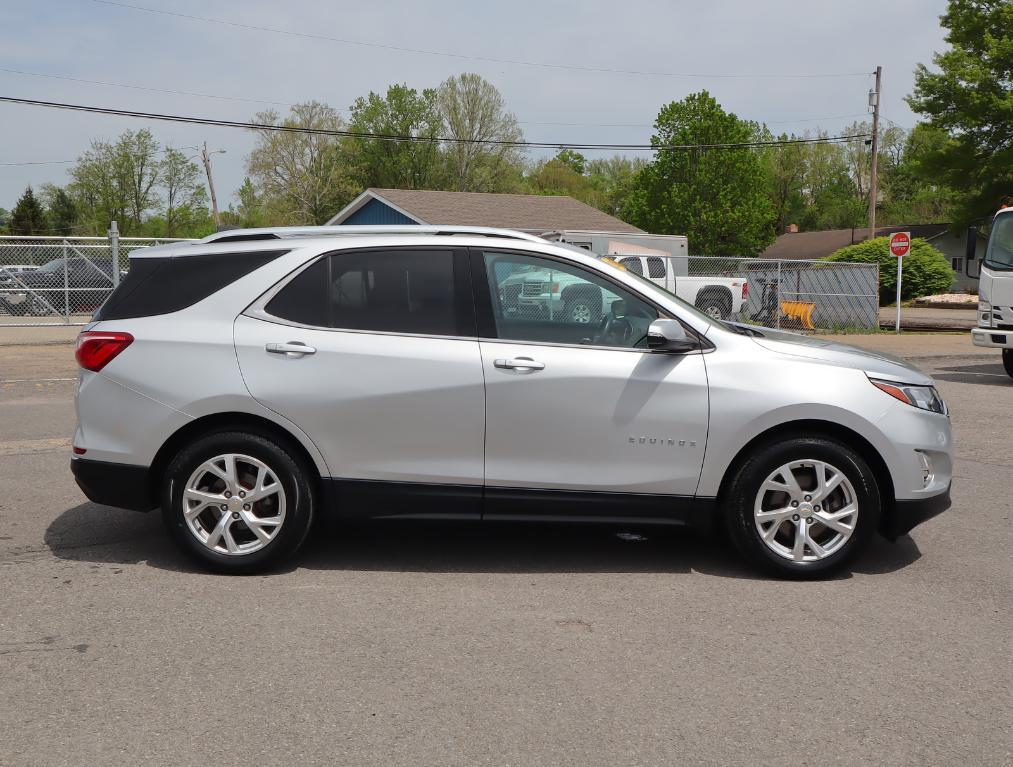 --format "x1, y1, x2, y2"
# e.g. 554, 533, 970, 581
265, 249, 465, 336
94, 250, 287, 321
